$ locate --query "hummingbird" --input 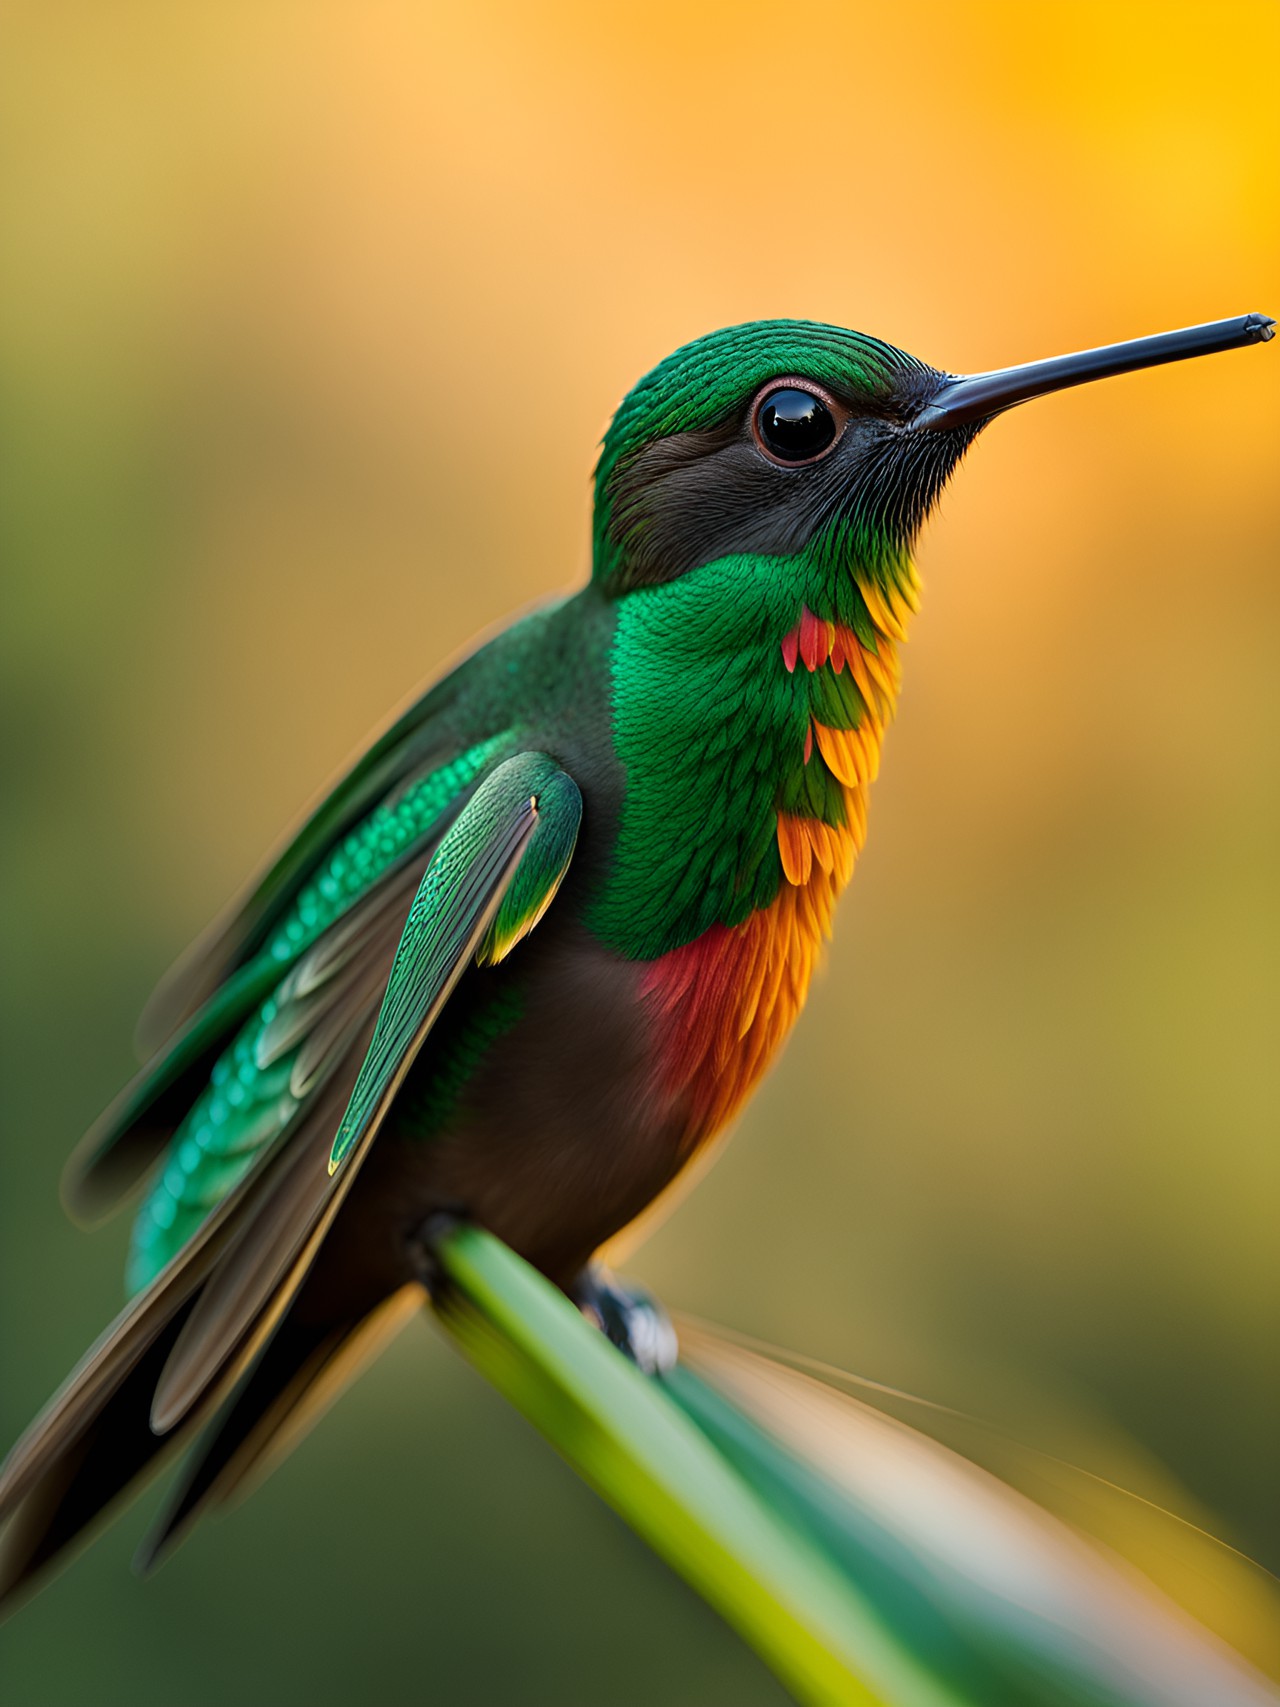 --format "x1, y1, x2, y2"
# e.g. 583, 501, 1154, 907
0, 311, 1271, 1610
